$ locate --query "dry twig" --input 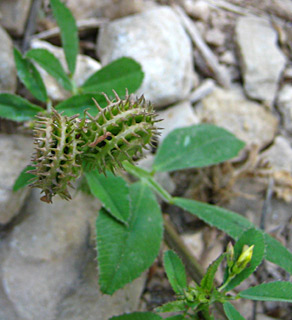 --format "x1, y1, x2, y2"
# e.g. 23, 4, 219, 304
173, 4, 231, 88
32, 17, 108, 40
